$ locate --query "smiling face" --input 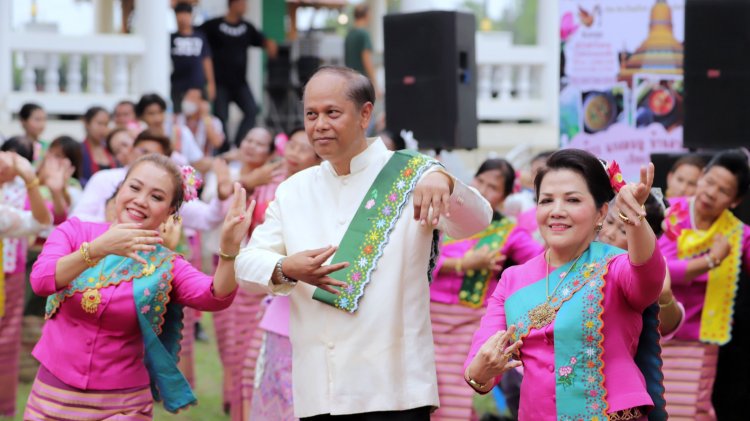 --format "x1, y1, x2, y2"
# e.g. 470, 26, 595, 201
471, 169, 508, 210
114, 162, 176, 230
536, 169, 608, 256
666, 163, 702, 198
693, 165, 740, 221
303, 72, 372, 171
284, 130, 320, 176
239, 128, 273, 167
110, 131, 135, 166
